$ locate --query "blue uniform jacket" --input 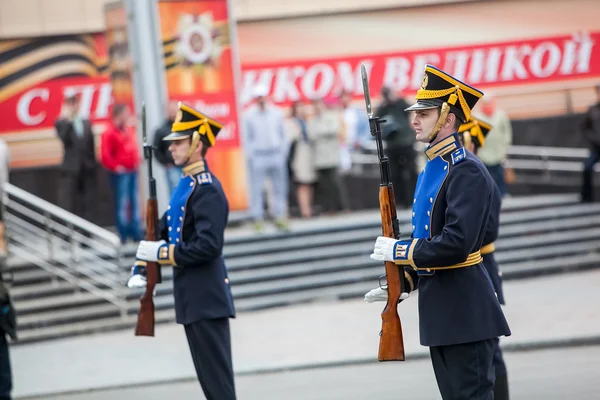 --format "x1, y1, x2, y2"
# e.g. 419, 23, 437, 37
158, 160, 236, 325
481, 183, 505, 305
395, 134, 511, 347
